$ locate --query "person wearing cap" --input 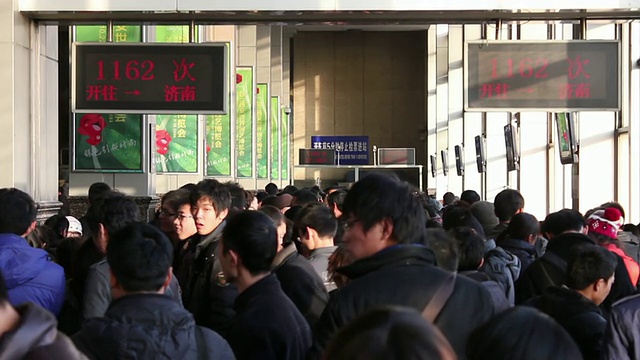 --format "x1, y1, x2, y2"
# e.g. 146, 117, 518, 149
65, 216, 83, 238
587, 207, 640, 286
